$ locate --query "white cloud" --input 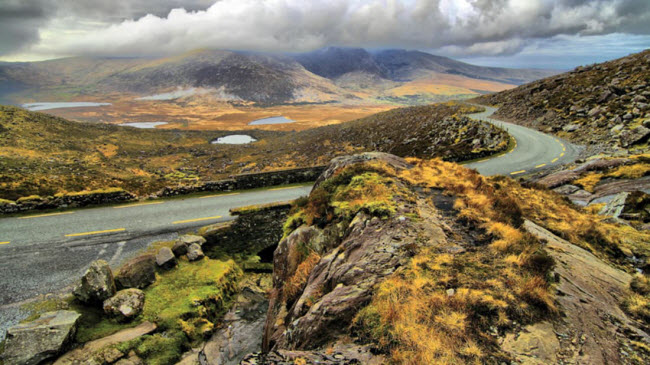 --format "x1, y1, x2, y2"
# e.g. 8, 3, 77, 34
1, 0, 649, 61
